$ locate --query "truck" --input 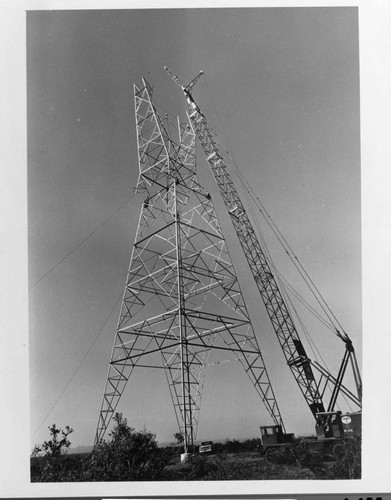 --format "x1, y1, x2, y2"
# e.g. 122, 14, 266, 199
260, 424, 295, 454
199, 441, 213, 454
260, 411, 361, 460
